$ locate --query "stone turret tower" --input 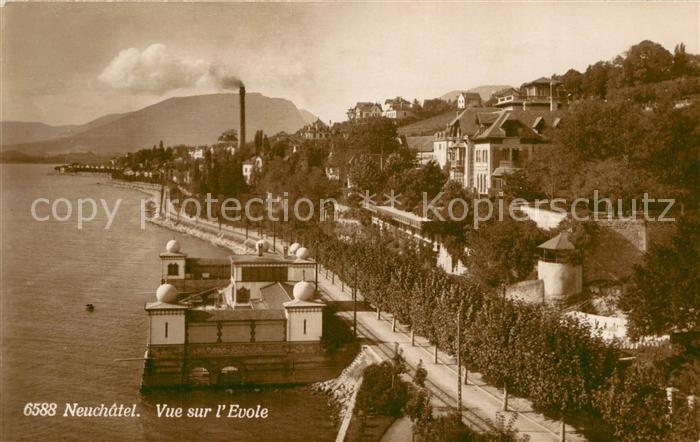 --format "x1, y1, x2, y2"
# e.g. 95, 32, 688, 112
536, 232, 582, 303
